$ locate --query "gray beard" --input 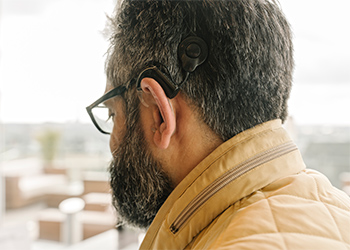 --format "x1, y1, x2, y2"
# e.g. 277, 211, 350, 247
108, 118, 174, 229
